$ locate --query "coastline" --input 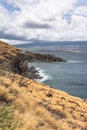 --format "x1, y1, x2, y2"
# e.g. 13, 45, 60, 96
0, 40, 87, 99
34, 67, 53, 82
0, 40, 66, 80
0, 41, 87, 129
